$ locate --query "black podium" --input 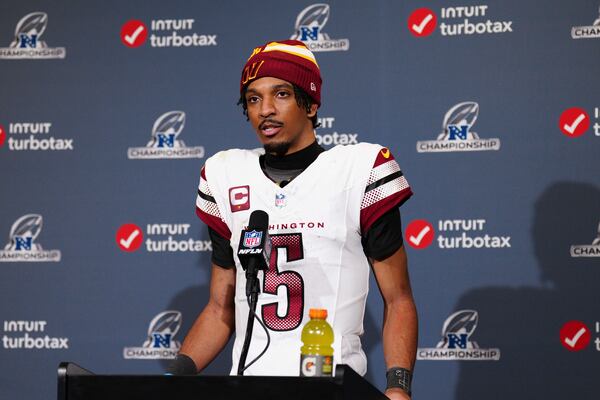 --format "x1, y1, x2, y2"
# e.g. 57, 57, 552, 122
57, 362, 388, 400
